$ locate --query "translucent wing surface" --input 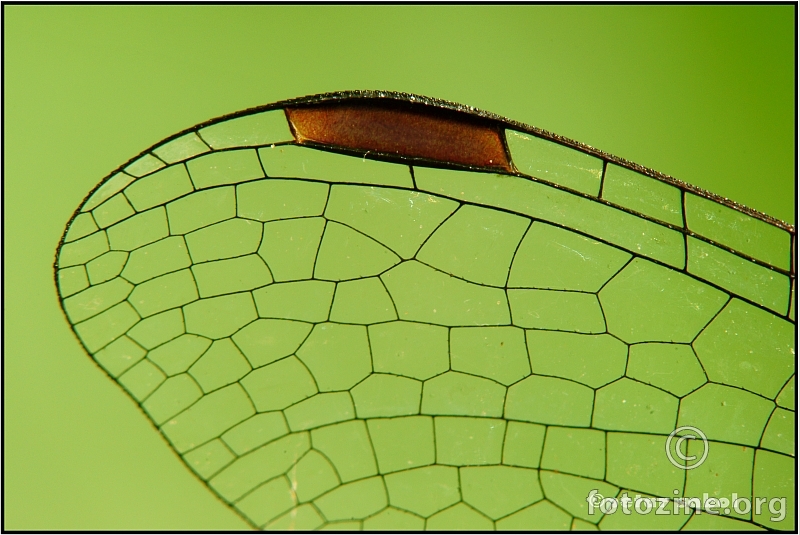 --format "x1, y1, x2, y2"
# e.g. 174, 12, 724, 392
56, 92, 796, 531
